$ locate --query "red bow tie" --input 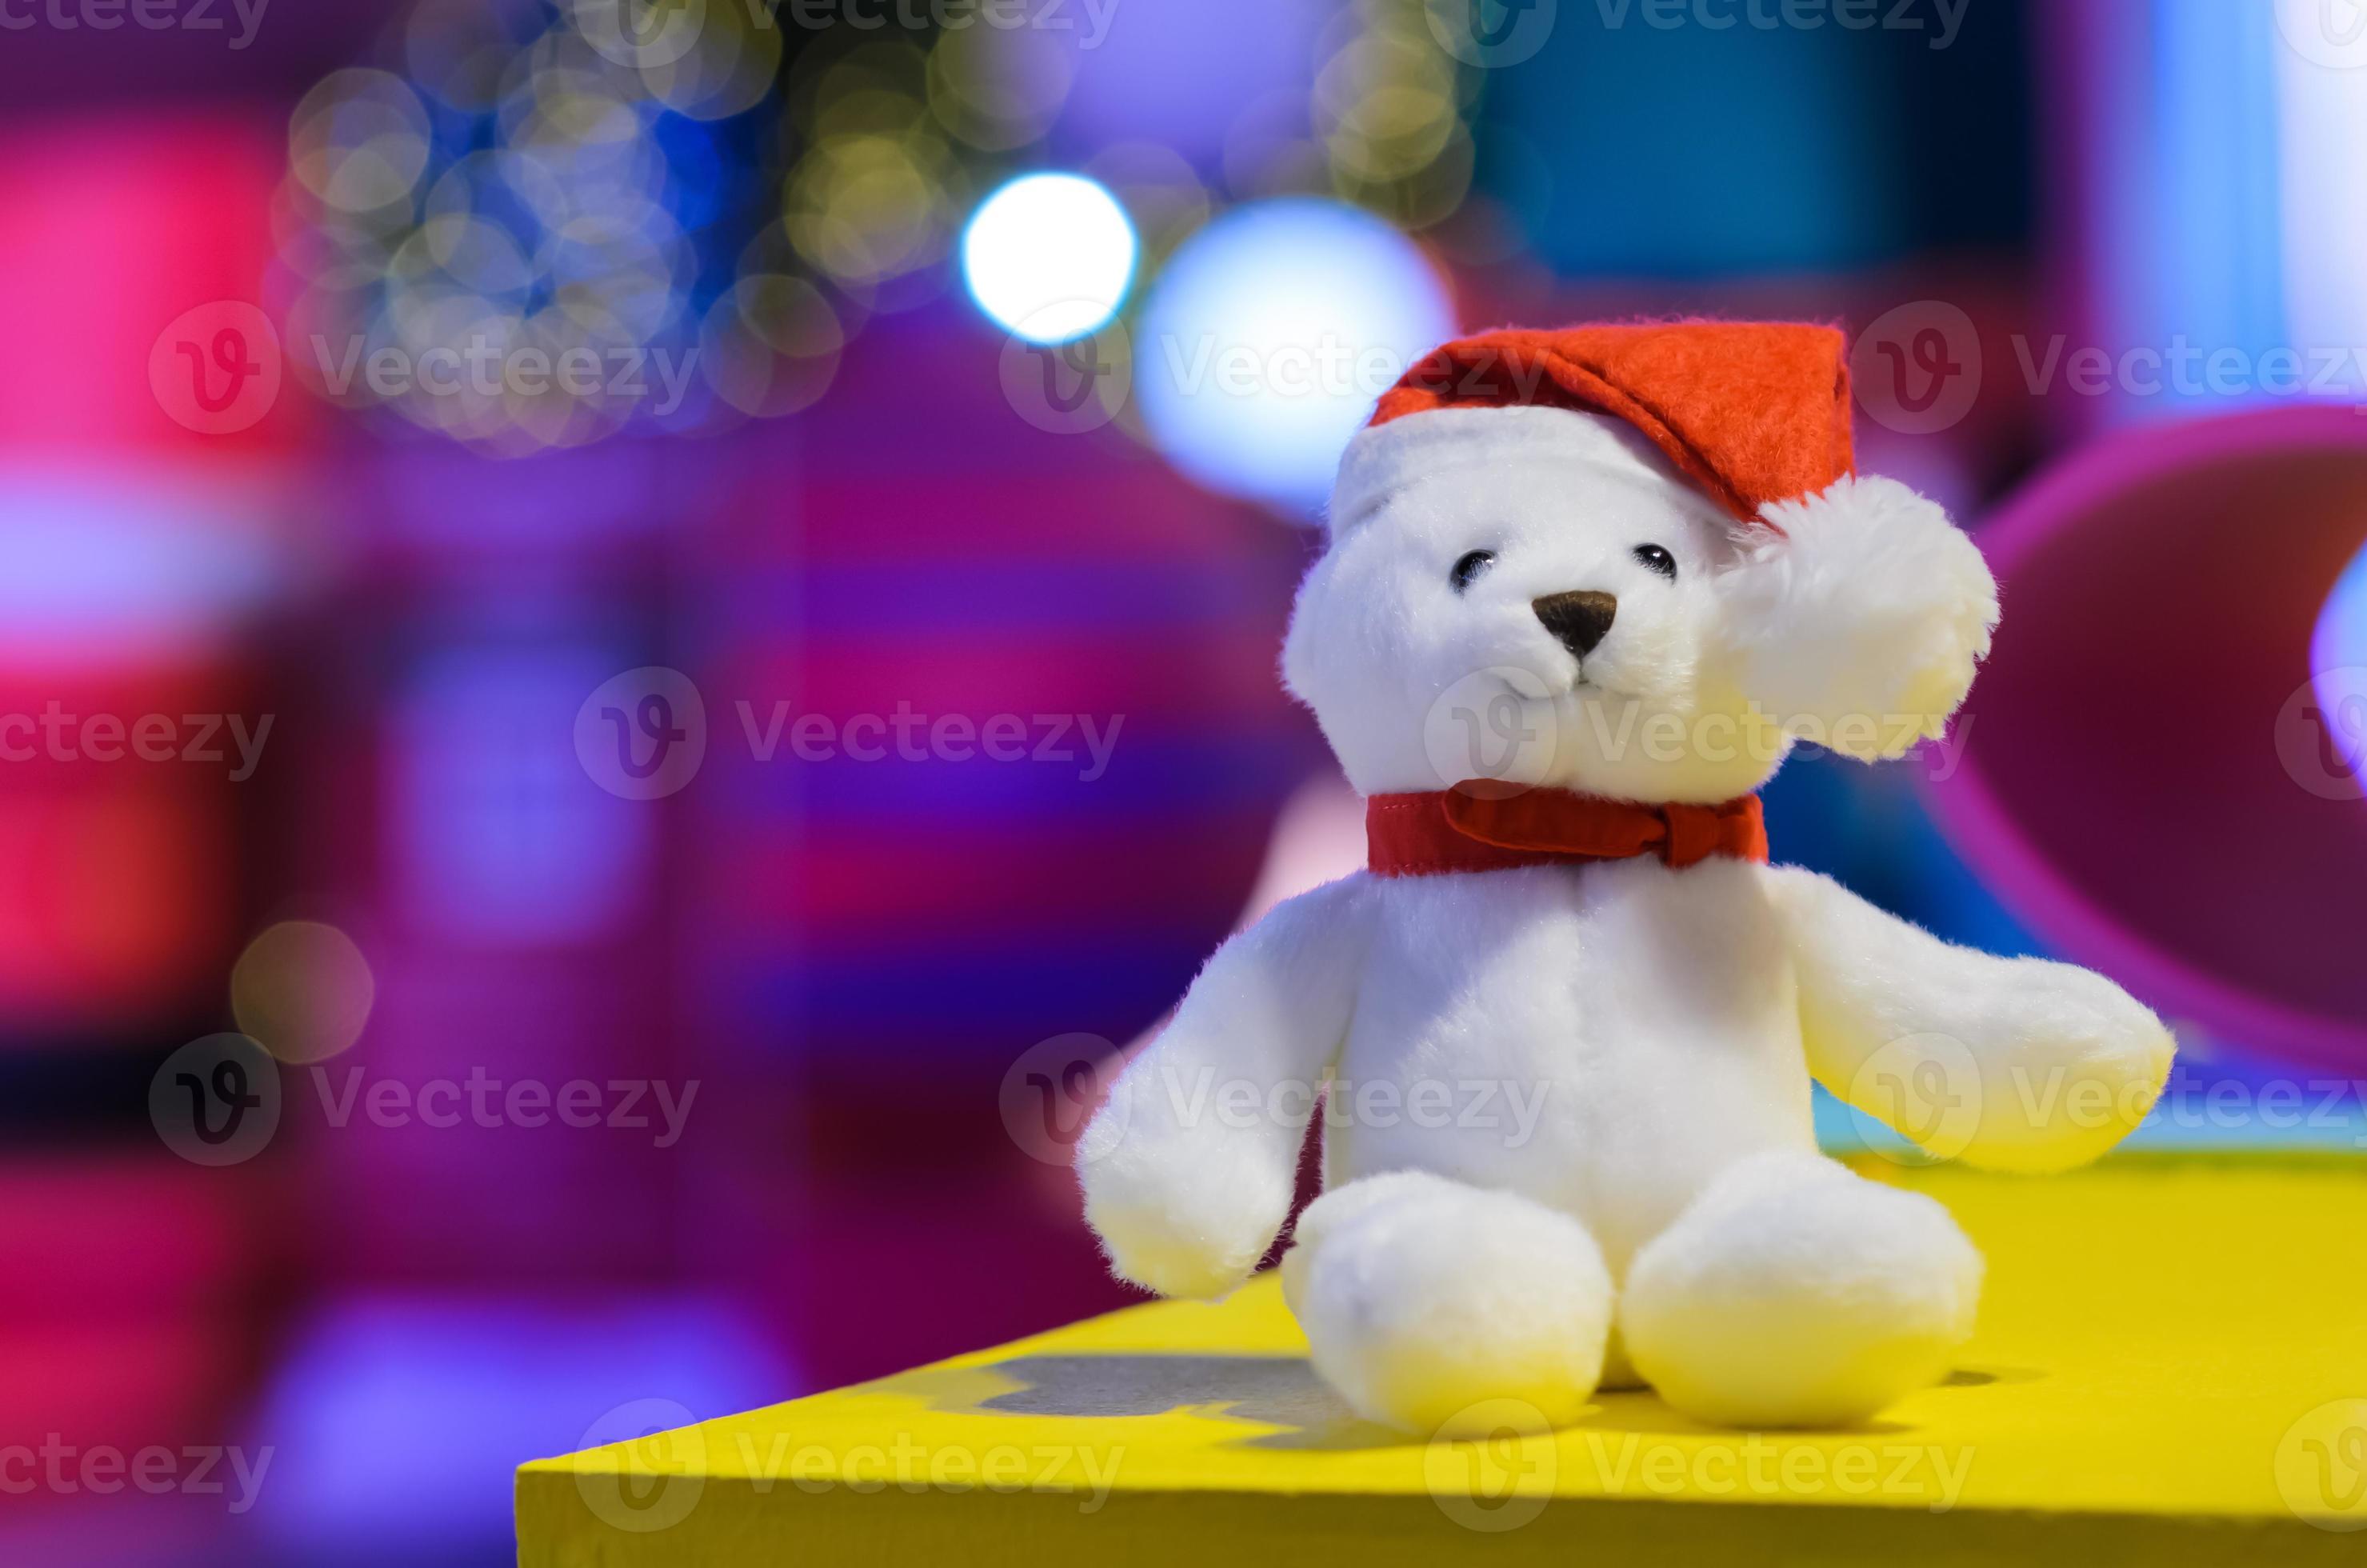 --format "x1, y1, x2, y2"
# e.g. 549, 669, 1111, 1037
1366, 787, 1768, 878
